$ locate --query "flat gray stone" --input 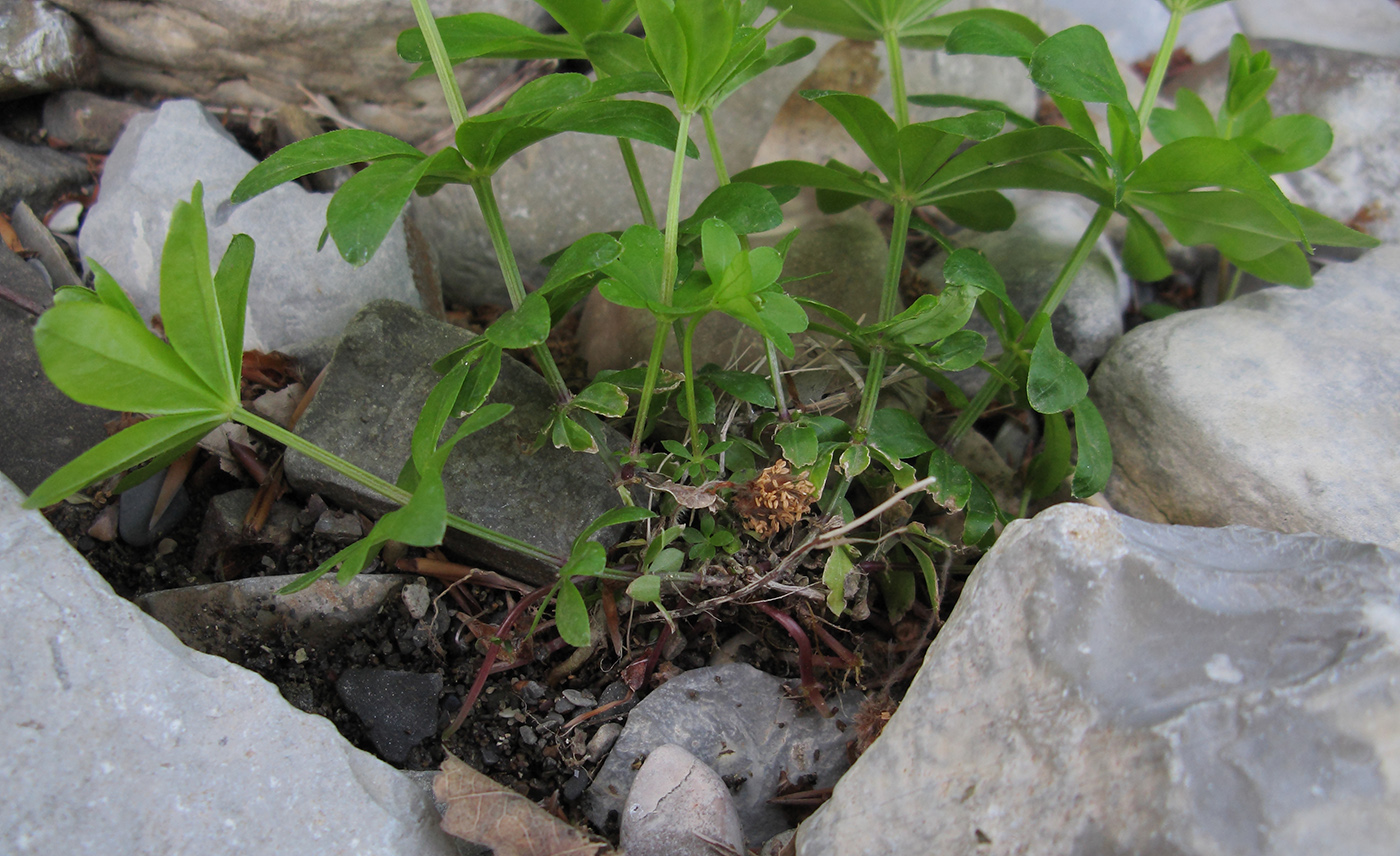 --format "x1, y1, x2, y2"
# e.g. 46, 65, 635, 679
798, 503, 1400, 856
586, 664, 862, 846
79, 98, 432, 351
0, 473, 458, 855
41, 89, 150, 153
337, 668, 444, 765
1091, 245, 1400, 551
622, 743, 747, 856
283, 299, 625, 585
0, 0, 96, 99
1234, 0, 1400, 58
0, 245, 114, 496
0, 134, 90, 214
